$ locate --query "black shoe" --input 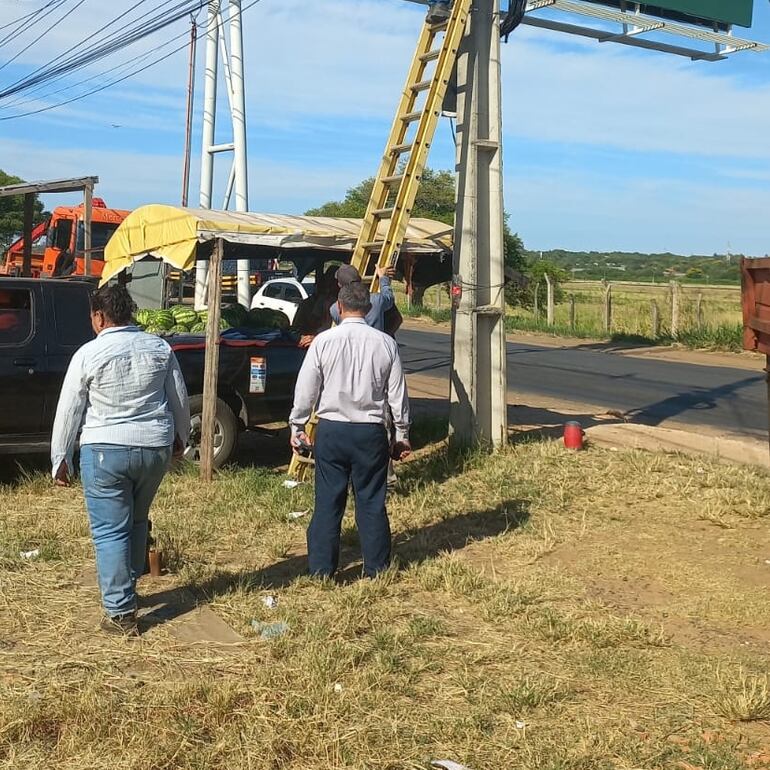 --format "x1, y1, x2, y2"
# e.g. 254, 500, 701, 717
100, 611, 140, 637
427, 2, 451, 24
